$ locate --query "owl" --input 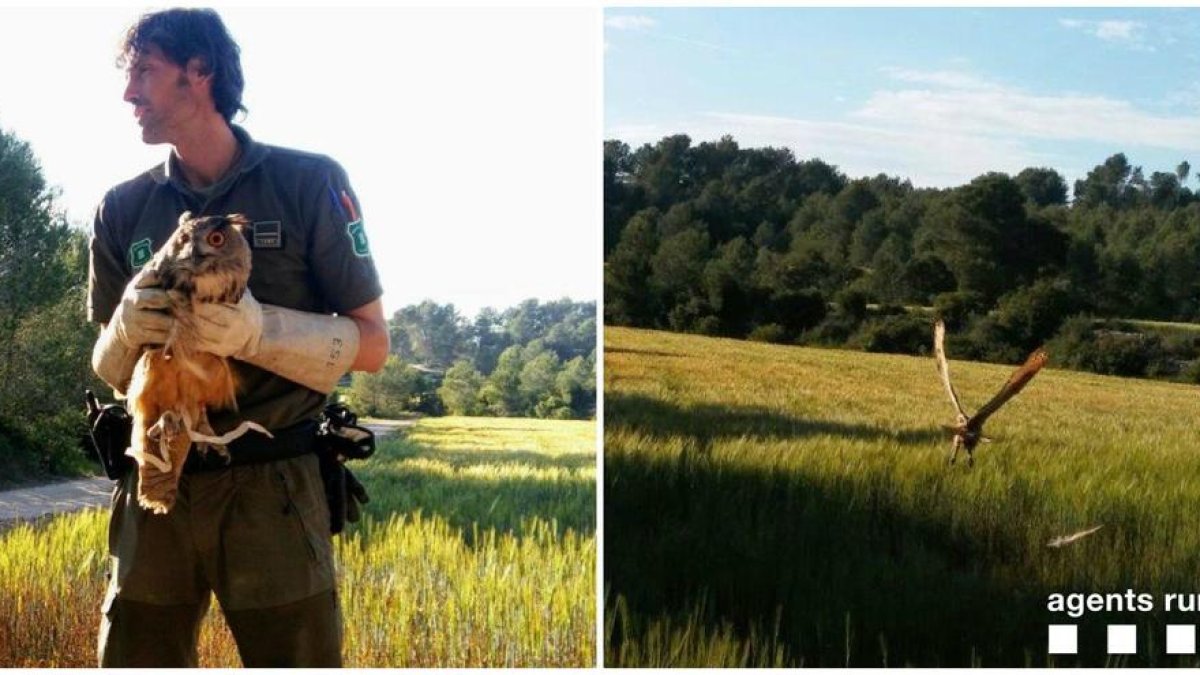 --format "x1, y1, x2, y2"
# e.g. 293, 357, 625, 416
125, 211, 259, 514
934, 320, 1047, 467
